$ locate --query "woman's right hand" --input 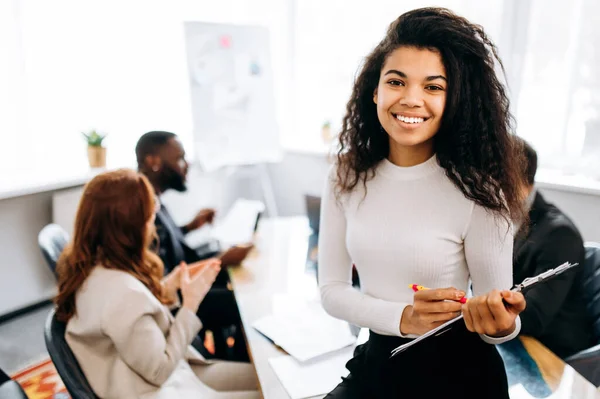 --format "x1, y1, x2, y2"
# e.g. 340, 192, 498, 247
400, 287, 465, 335
180, 259, 221, 313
